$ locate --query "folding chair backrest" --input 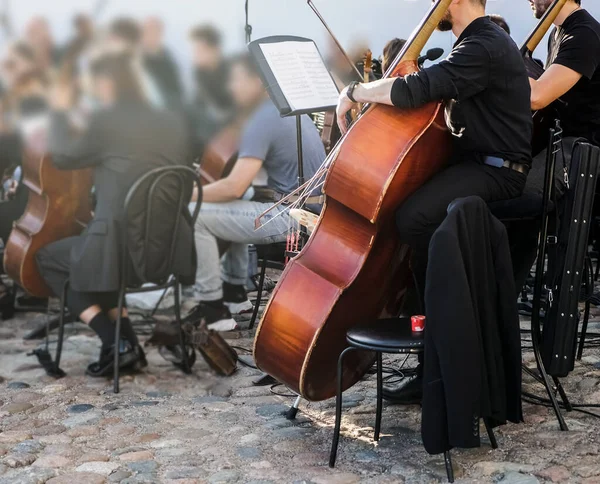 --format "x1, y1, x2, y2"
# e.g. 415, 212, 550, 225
543, 141, 600, 376
124, 165, 200, 287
